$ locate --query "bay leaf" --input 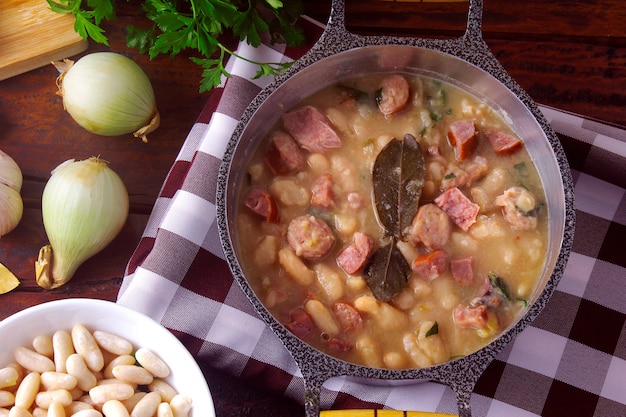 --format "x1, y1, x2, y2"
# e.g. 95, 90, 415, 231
372, 134, 425, 239
0, 262, 20, 294
363, 240, 411, 302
